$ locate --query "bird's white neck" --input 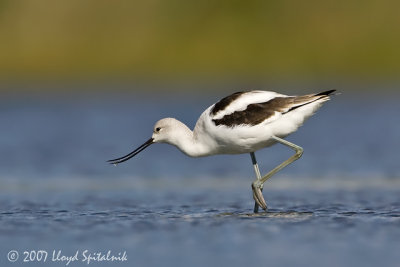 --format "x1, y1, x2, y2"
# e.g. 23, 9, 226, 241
164, 120, 210, 157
